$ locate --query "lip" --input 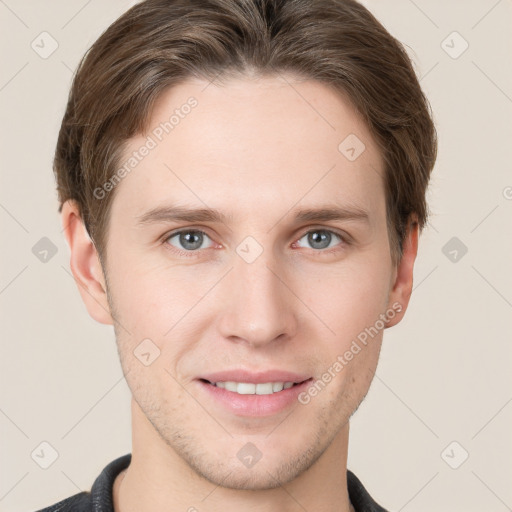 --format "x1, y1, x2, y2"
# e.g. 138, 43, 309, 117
198, 369, 311, 385
195, 371, 313, 417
